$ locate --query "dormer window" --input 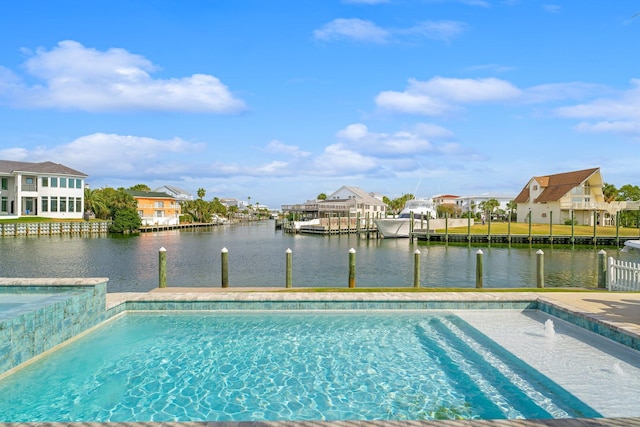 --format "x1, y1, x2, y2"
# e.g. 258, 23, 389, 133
533, 185, 538, 191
